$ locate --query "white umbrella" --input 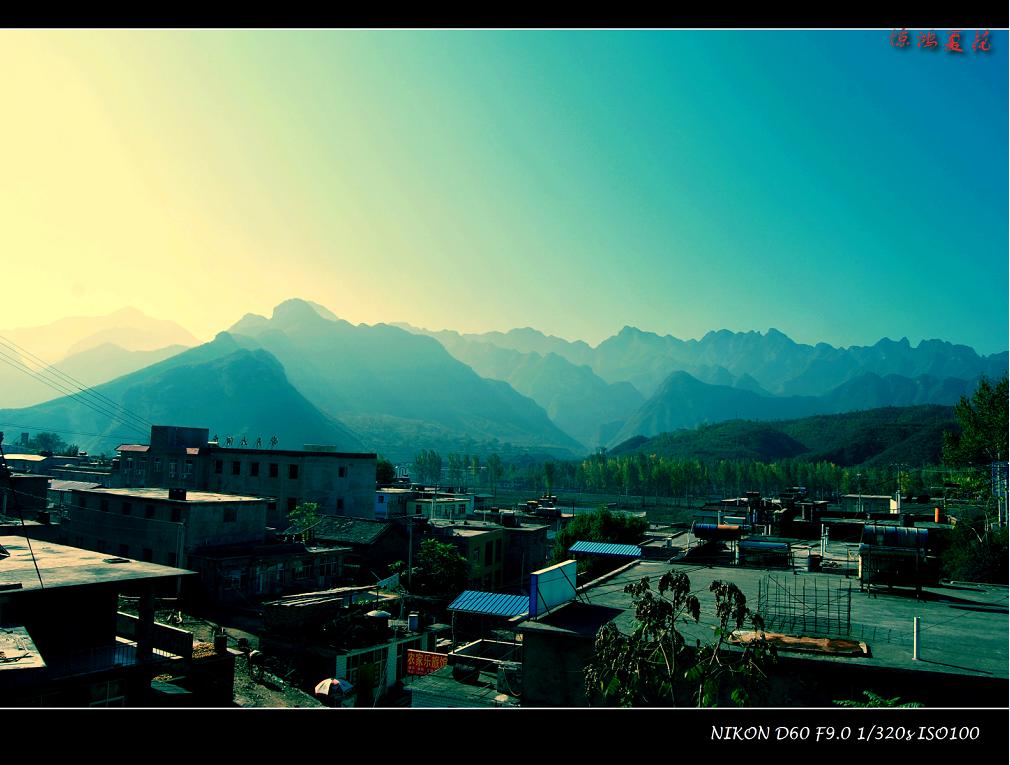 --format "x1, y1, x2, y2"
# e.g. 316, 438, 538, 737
314, 678, 354, 697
